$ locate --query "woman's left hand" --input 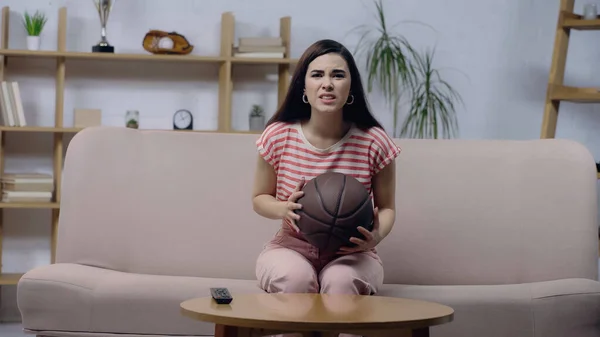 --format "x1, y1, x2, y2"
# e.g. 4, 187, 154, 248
337, 207, 383, 254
